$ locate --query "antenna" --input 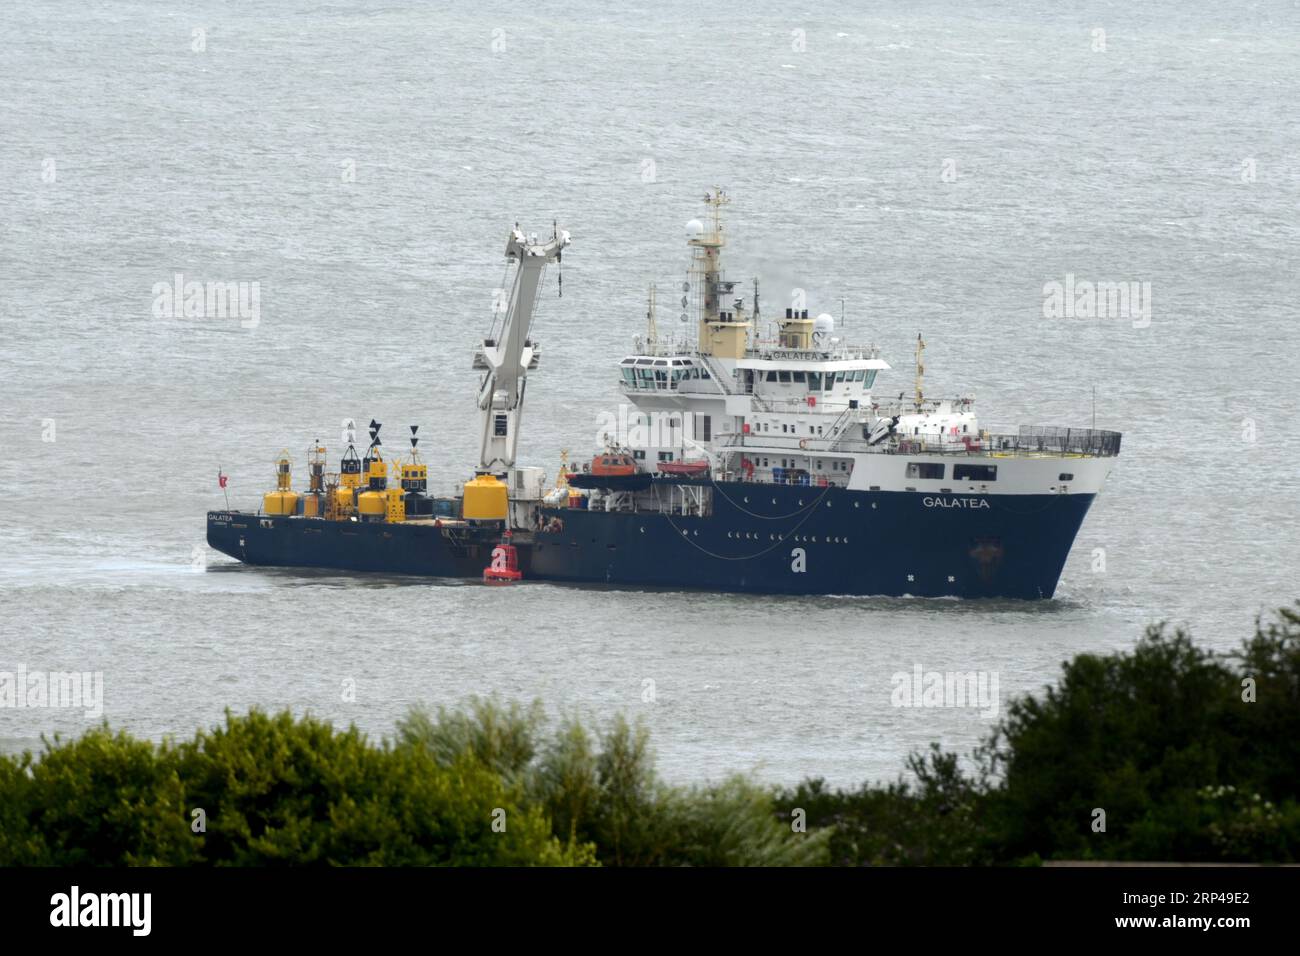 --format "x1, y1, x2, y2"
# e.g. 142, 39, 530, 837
914, 333, 925, 412
647, 283, 657, 348
1092, 385, 1096, 431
